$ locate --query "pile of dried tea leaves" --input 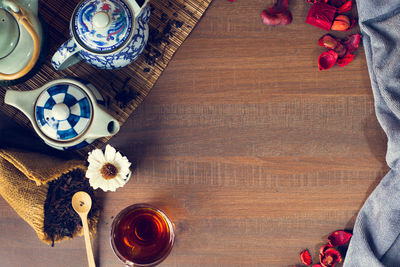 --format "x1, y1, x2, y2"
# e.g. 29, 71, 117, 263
142, 4, 184, 71
43, 168, 100, 246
